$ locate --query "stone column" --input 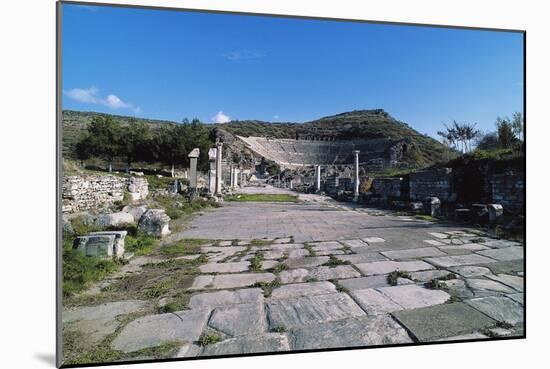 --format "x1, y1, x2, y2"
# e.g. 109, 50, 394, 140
289, 179, 293, 190
353, 150, 360, 201
315, 165, 321, 192
229, 165, 234, 188
208, 148, 217, 194
188, 148, 200, 199
215, 142, 223, 194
